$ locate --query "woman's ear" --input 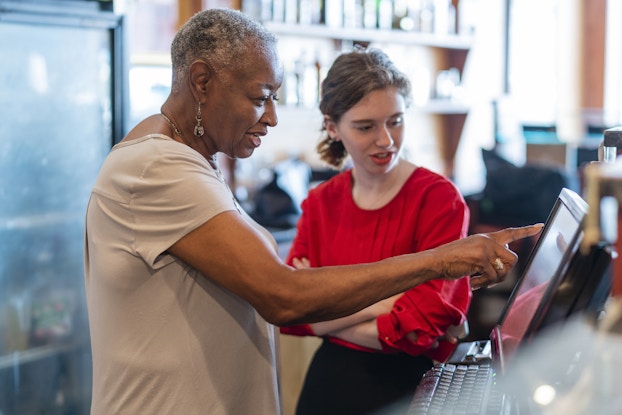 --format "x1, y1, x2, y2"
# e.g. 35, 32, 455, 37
188, 60, 213, 96
324, 115, 339, 141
